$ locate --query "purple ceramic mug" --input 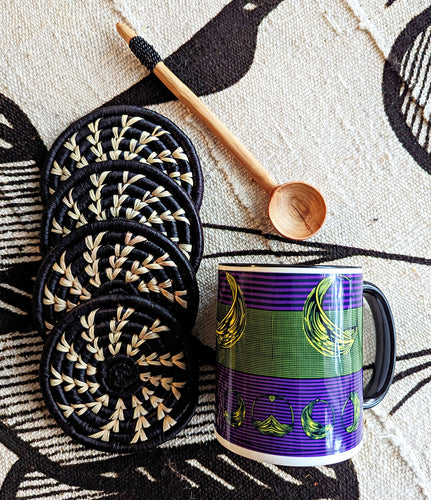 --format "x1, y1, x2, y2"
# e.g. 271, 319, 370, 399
215, 264, 396, 466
